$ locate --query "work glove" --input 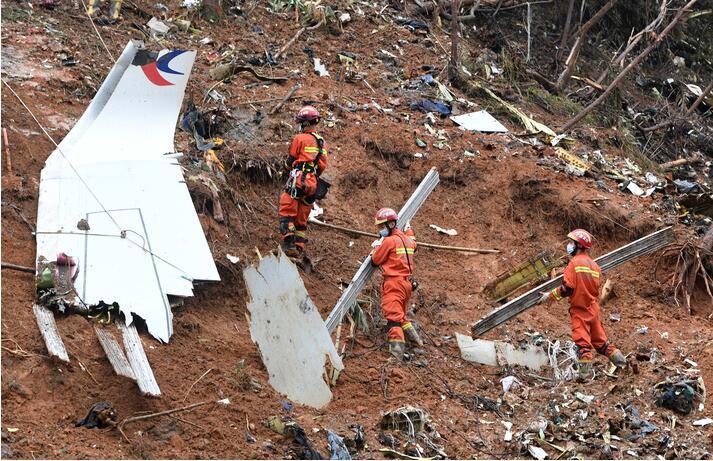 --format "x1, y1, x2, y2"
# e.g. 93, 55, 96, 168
404, 220, 412, 231
371, 237, 384, 248
538, 291, 552, 305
